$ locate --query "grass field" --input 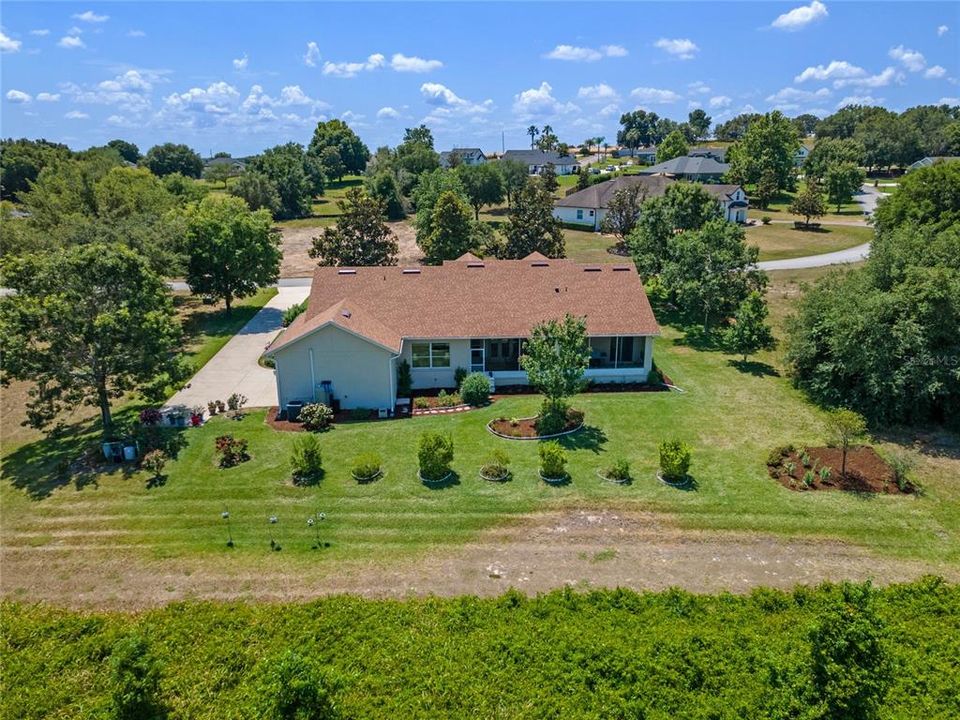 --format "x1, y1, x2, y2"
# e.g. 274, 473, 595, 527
745, 223, 872, 261
749, 186, 864, 222
275, 176, 364, 229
